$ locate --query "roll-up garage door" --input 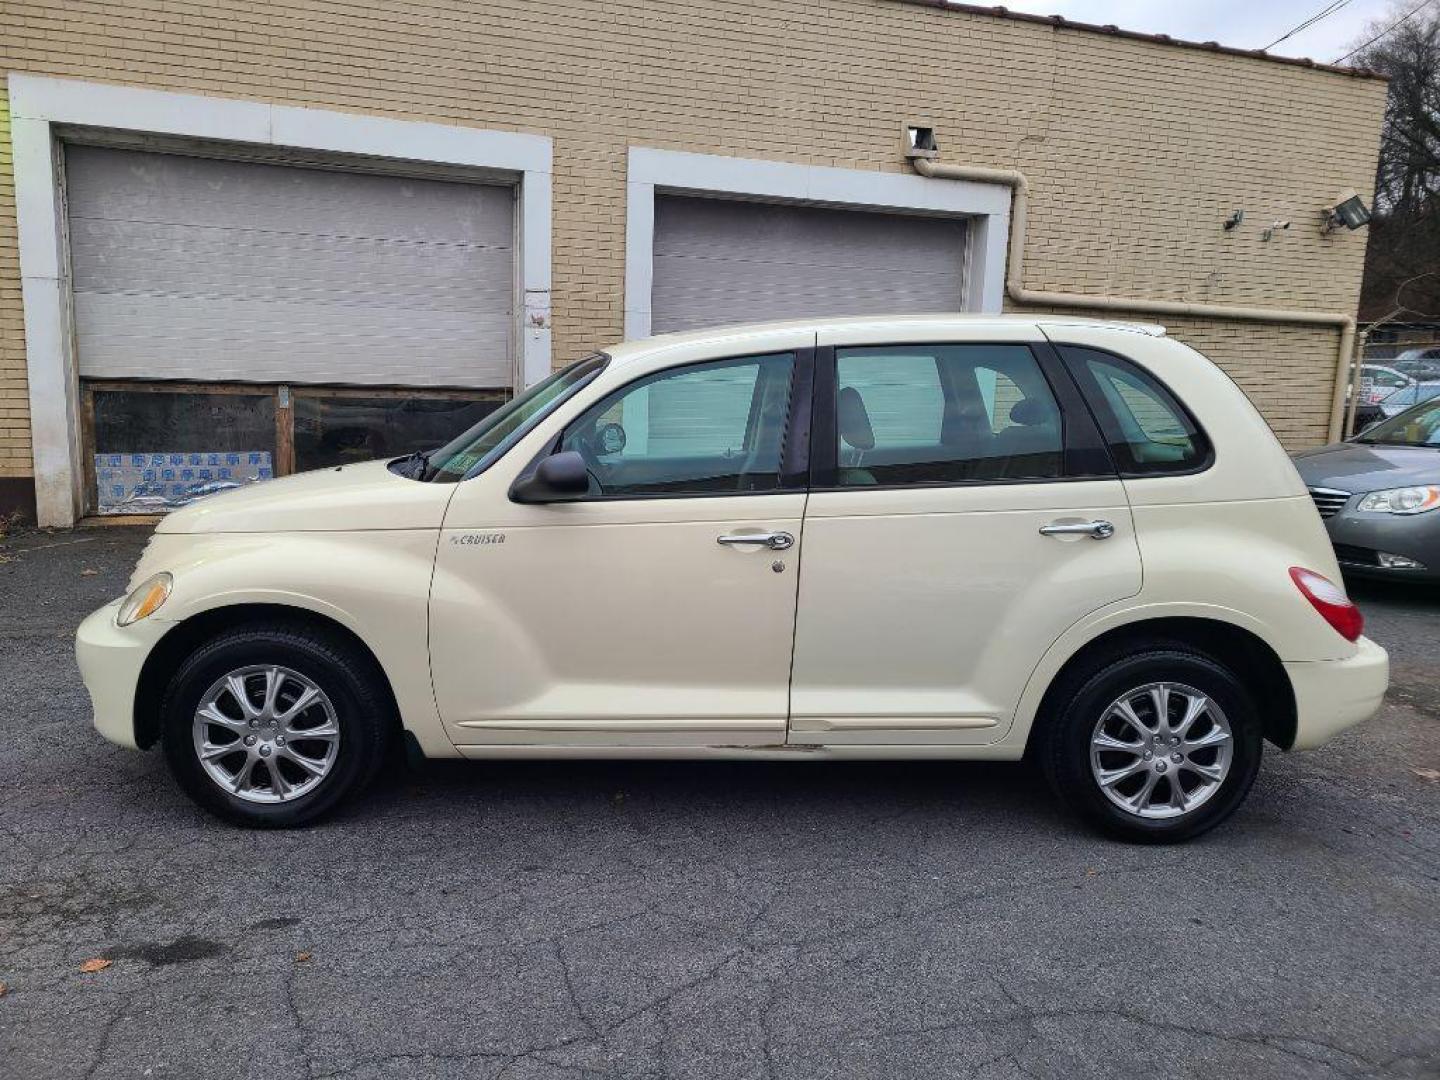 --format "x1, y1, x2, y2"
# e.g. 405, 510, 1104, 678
651, 196, 967, 334
65, 145, 515, 388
